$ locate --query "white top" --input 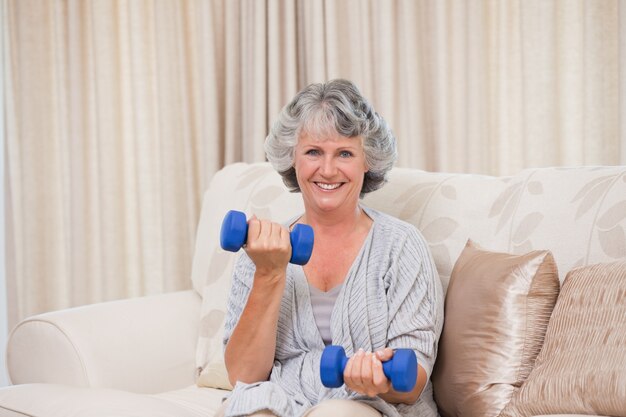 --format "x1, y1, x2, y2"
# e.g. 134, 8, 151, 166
308, 283, 343, 345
